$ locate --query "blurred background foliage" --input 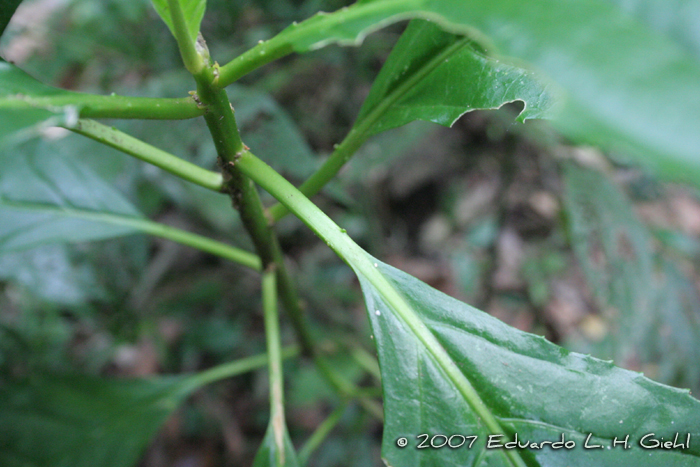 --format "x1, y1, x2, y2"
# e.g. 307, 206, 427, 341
1, 0, 699, 466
